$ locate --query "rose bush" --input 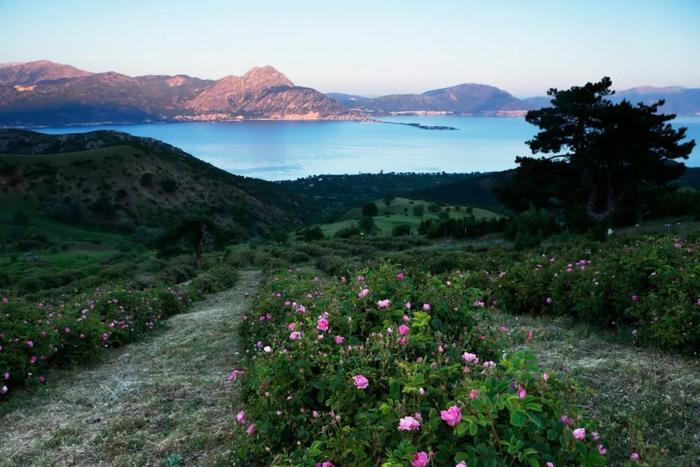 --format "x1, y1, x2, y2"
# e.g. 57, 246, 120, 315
492, 236, 700, 350
0, 265, 238, 397
233, 265, 606, 466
